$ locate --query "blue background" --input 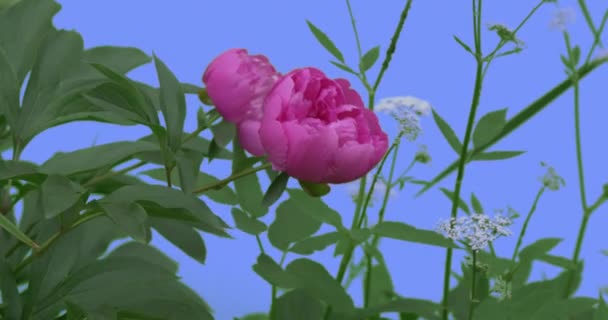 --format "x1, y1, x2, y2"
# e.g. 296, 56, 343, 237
17, 0, 608, 318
